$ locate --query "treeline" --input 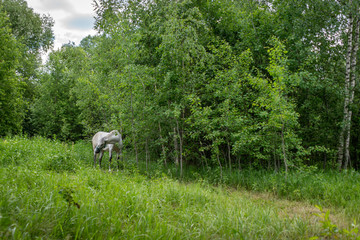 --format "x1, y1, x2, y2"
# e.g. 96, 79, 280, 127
2, 0, 360, 172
